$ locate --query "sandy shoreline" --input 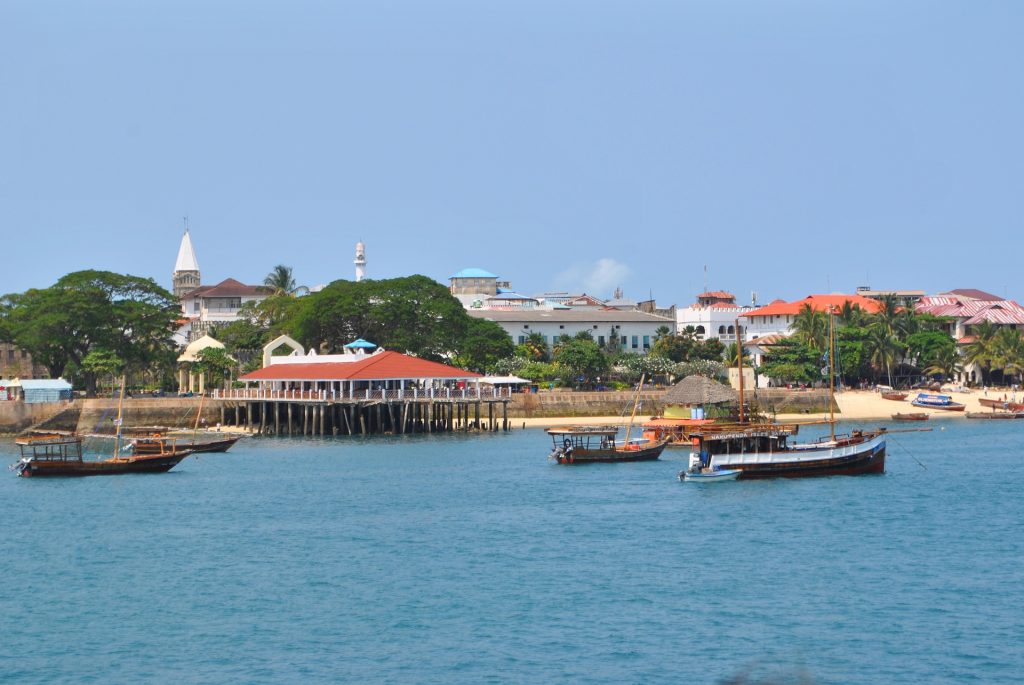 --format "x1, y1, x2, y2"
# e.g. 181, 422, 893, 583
516, 388, 1016, 428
